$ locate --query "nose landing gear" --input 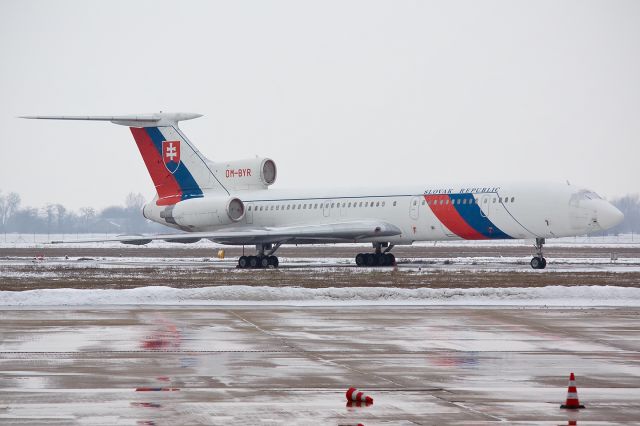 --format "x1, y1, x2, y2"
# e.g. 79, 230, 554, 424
355, 243, 396, 267
237, 243, 281, 269
530, 238, 547, 269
